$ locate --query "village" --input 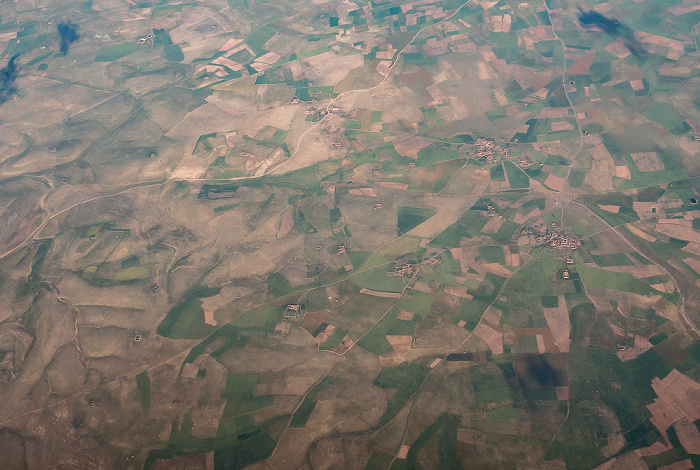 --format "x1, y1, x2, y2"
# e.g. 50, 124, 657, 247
385, 252, 441, 278
534, 222, 583, 252
471, 137, 509, 164
274, 303, 301, 335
